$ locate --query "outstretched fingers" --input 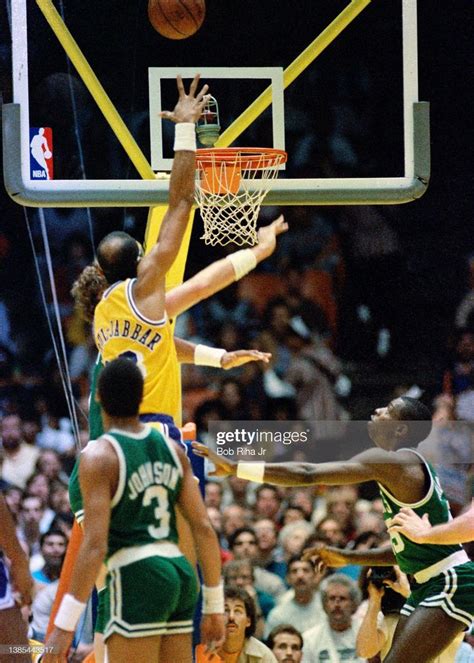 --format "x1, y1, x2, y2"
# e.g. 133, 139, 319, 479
196, 85, 209, 104
176, 74, 185, 97
192, 441, 209, 458
273, 215, 289, 235
188, 73, 201, 96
